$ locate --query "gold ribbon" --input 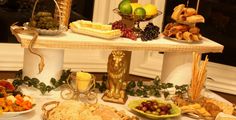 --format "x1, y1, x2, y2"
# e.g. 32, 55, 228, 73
10, 23, 45, 74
